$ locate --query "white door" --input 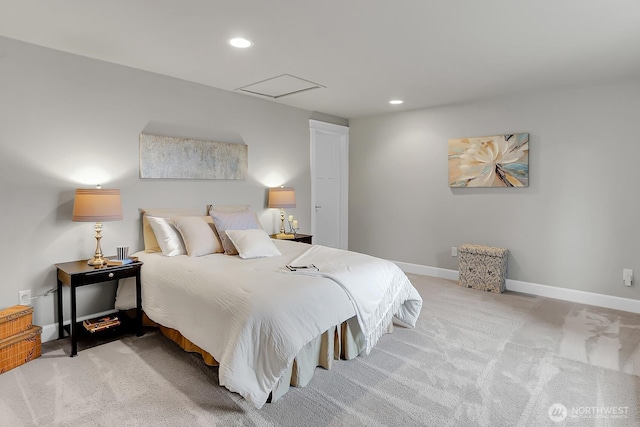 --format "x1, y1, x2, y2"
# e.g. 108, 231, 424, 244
310, 120, 349, 249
